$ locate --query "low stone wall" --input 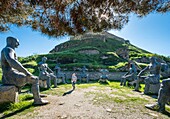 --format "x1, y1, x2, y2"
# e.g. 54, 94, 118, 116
63, 71, 125, 81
